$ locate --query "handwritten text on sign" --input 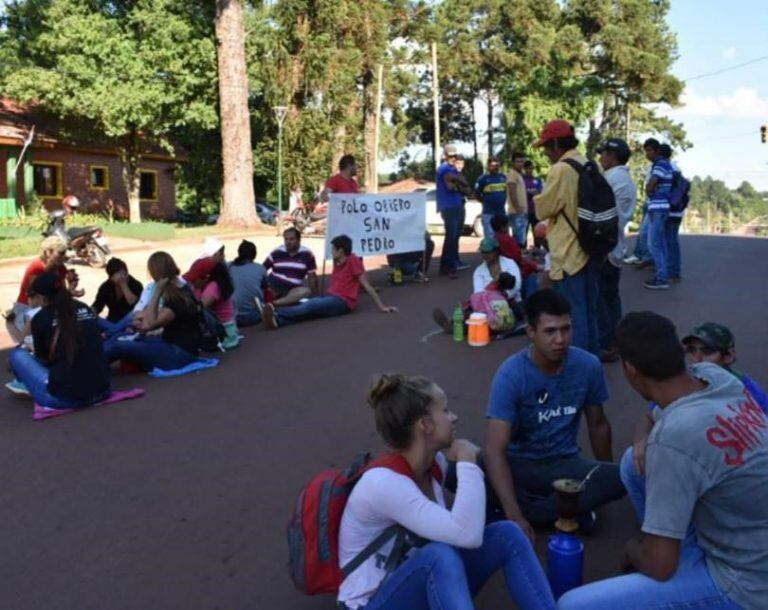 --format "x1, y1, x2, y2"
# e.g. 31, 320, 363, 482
325, 192, 426, 258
